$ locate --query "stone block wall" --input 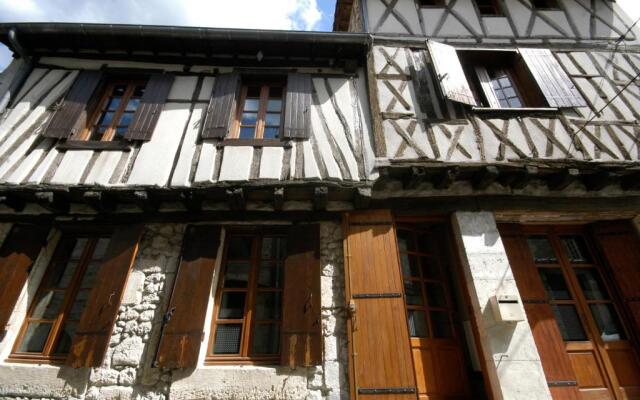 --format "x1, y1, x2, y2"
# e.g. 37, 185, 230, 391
0, 221, 349, 400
